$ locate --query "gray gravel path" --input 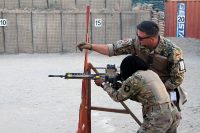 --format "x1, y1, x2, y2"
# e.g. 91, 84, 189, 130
0, 38, 199, 133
